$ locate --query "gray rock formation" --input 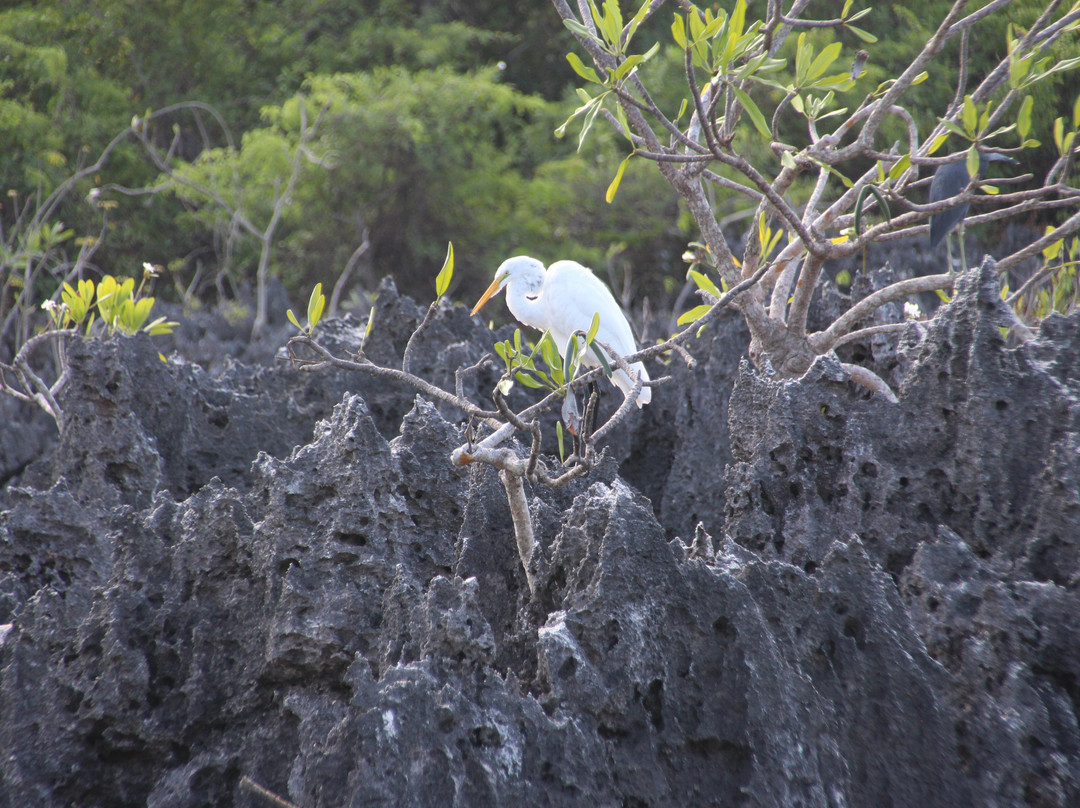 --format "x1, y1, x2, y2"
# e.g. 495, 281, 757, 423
1, 260, 1077, 807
